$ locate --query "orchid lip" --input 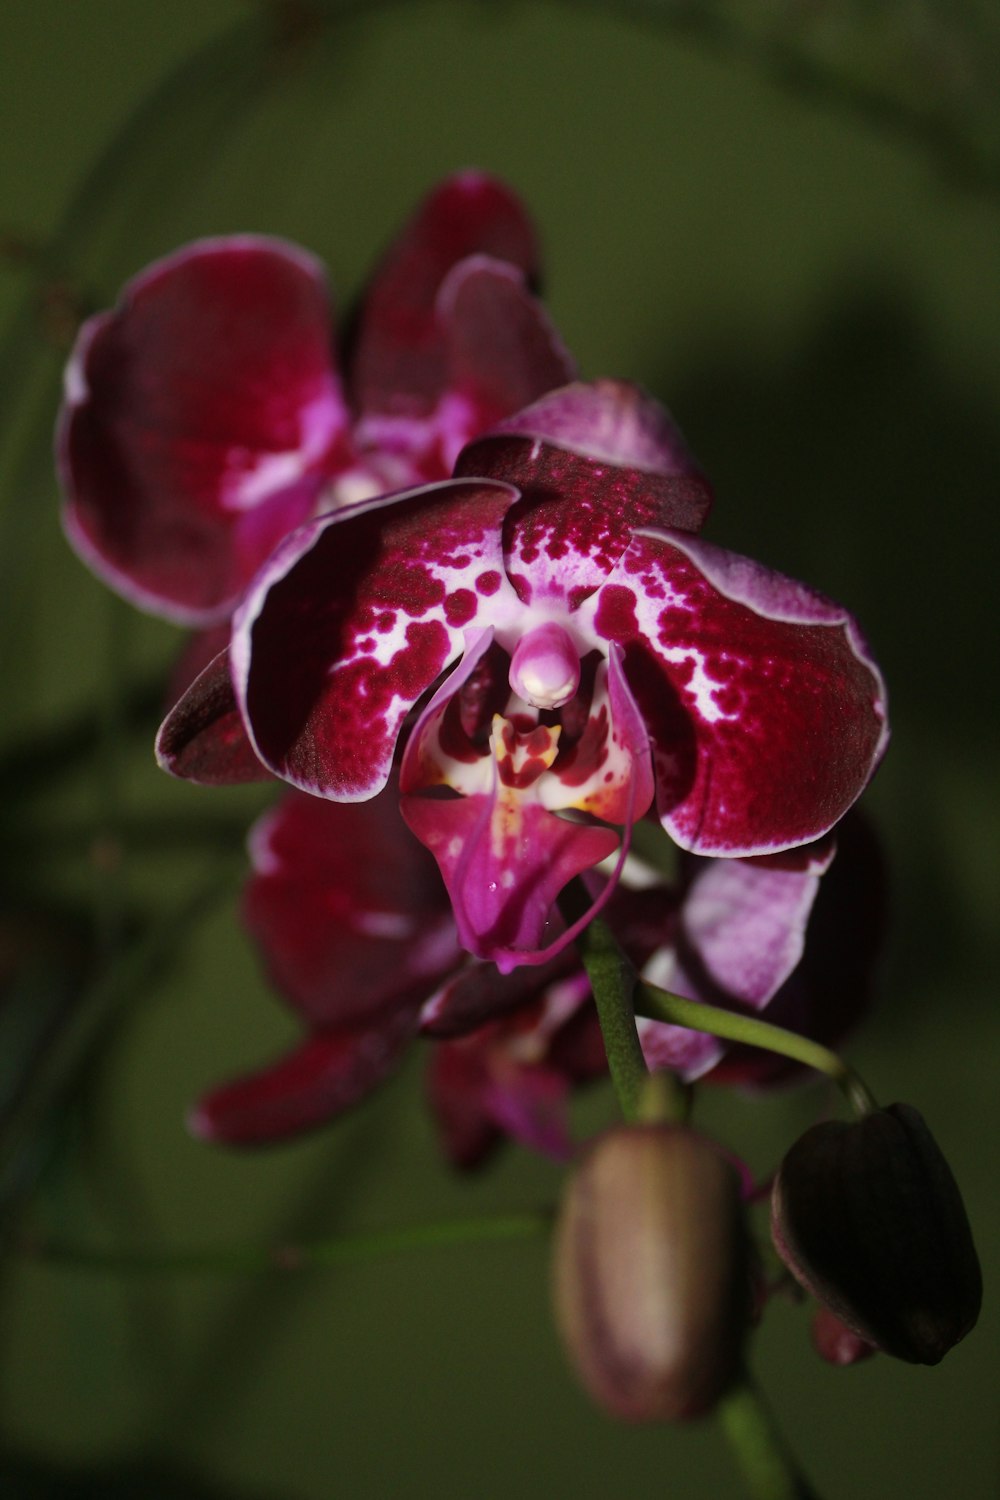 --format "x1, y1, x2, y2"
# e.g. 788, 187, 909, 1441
508, 622, 581, 709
